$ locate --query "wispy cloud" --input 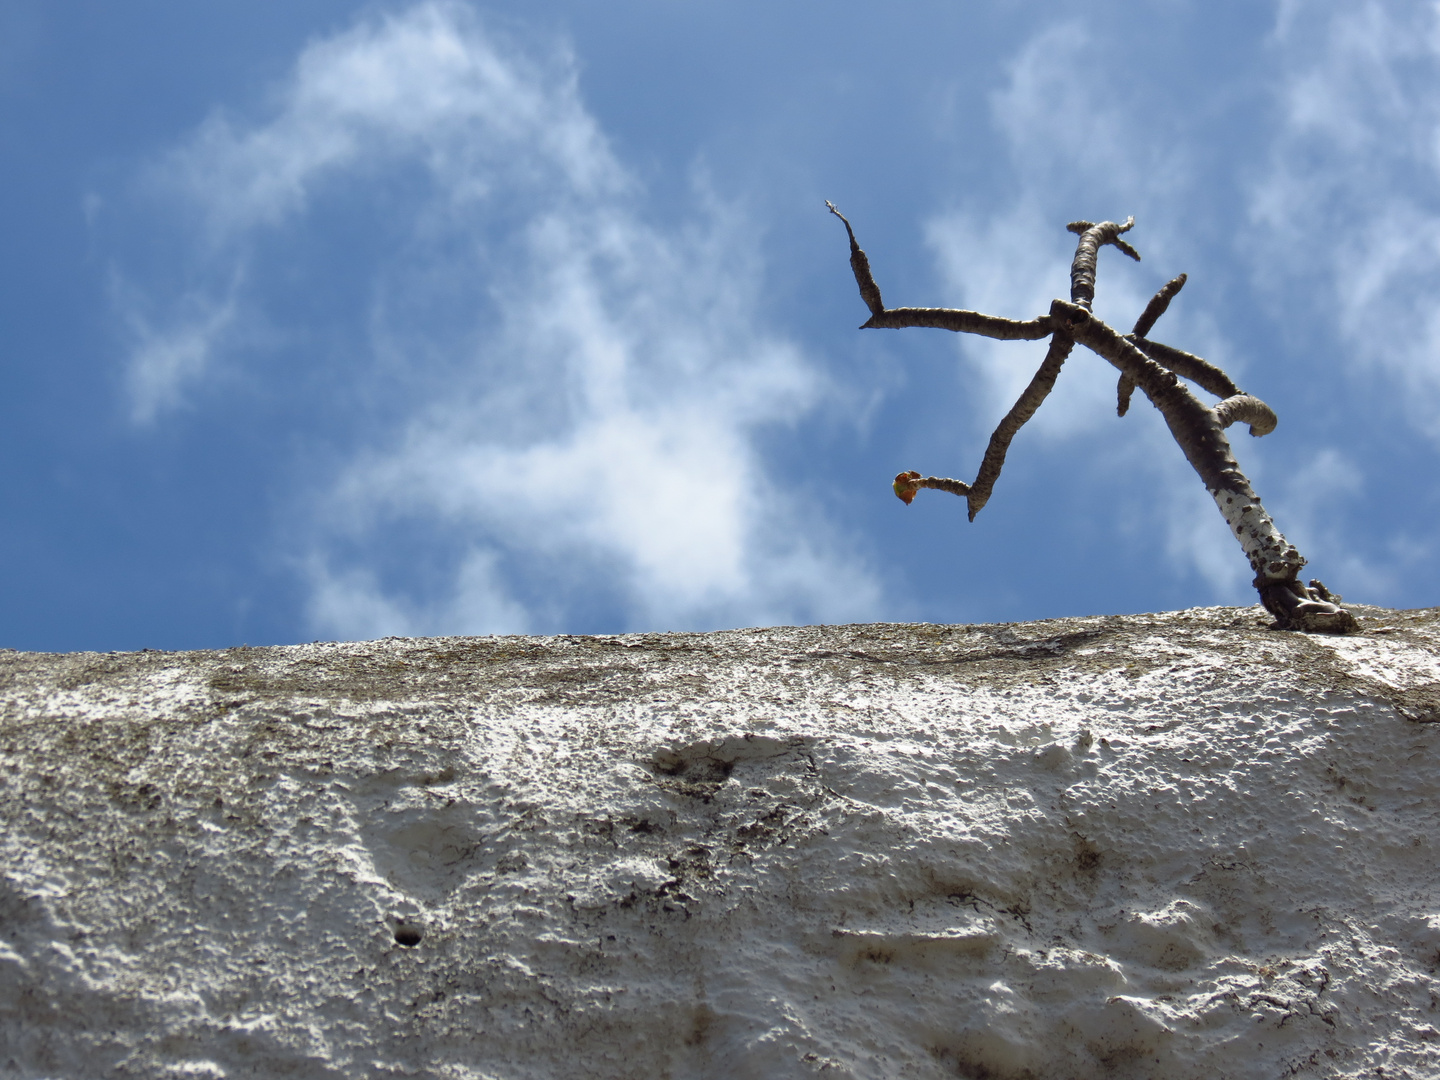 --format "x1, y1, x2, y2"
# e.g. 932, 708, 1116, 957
1236, 0, 1440, 600
1252, 0, 1440, 435
117, 1, 623, 423
114, 274, 240, 425
305, 550, 532, 639
119, 1, 881, 637
1267, 447, 1384, 601
308, 194, 879, 635
158, 1, 622, 242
